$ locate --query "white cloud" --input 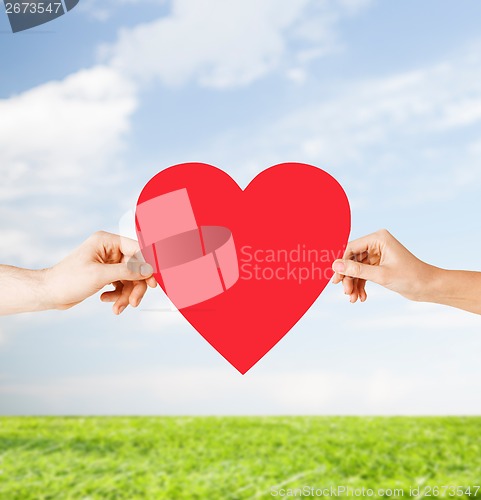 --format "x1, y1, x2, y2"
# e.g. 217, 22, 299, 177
102, 0, 373, 88
78, 0, 166, 21
350, 302, 481, 330
338, 0, 373, 14
0, 229, 33, 266
3, 366, 481, 415
0, 65, 136, 201
0, 0, 374, 268
0, 66, 138, 267
198, 43, 481, 206
285, 67, 308, 85
274, 60, 481, 169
